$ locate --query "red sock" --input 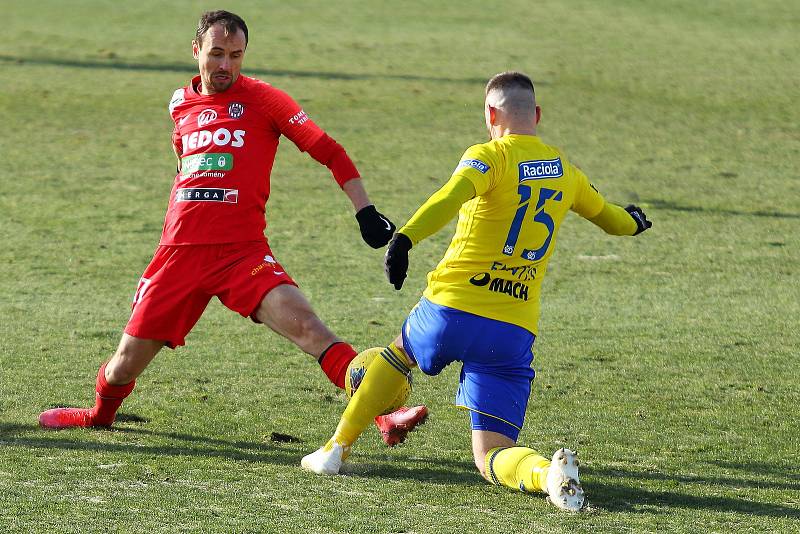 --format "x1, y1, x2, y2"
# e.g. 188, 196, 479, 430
90, 363, 136, 426
318, 342, 357, 389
